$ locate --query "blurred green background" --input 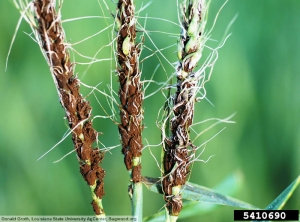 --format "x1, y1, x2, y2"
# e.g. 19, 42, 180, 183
0, 0, 299, 221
